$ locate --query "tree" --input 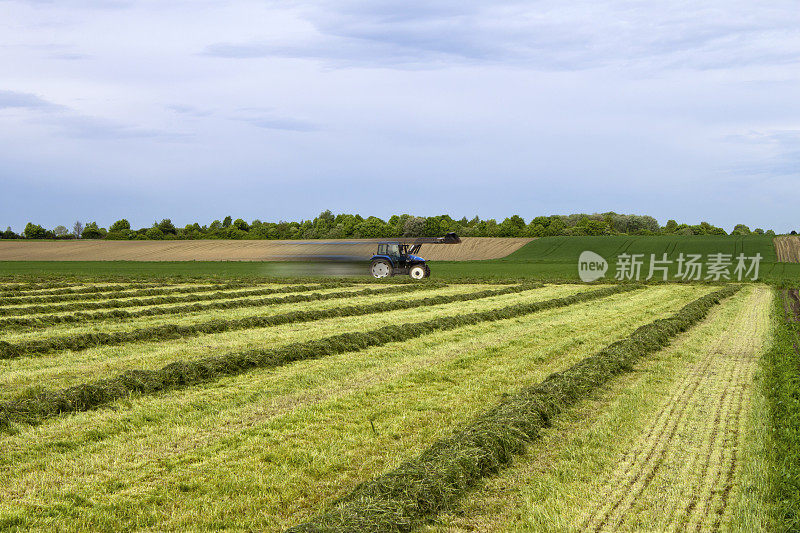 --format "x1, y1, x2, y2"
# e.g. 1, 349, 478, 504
1, 226, 15, 239
402, 217, 425, 237
81, 222, 104, 239
499, 215, 526, 237
146, 227, 165, 240
24, 222, 47, 239
110, 219, 131, 232
732, 224, 751, 235
157, 219, 177, 235
73, 221, 84, 239
232, 218, 249, 231
53, 225, 69, 237
222, 216, 232, 228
